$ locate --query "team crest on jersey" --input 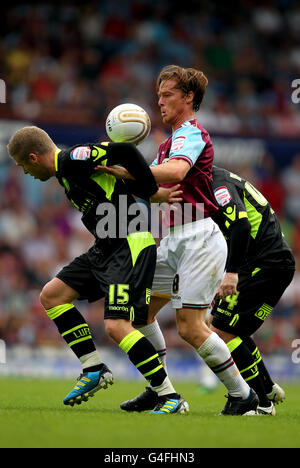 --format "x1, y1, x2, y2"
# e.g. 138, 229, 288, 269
70, 146, 91, 160
171, 136, 186, 152
214, 186, 232, 206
